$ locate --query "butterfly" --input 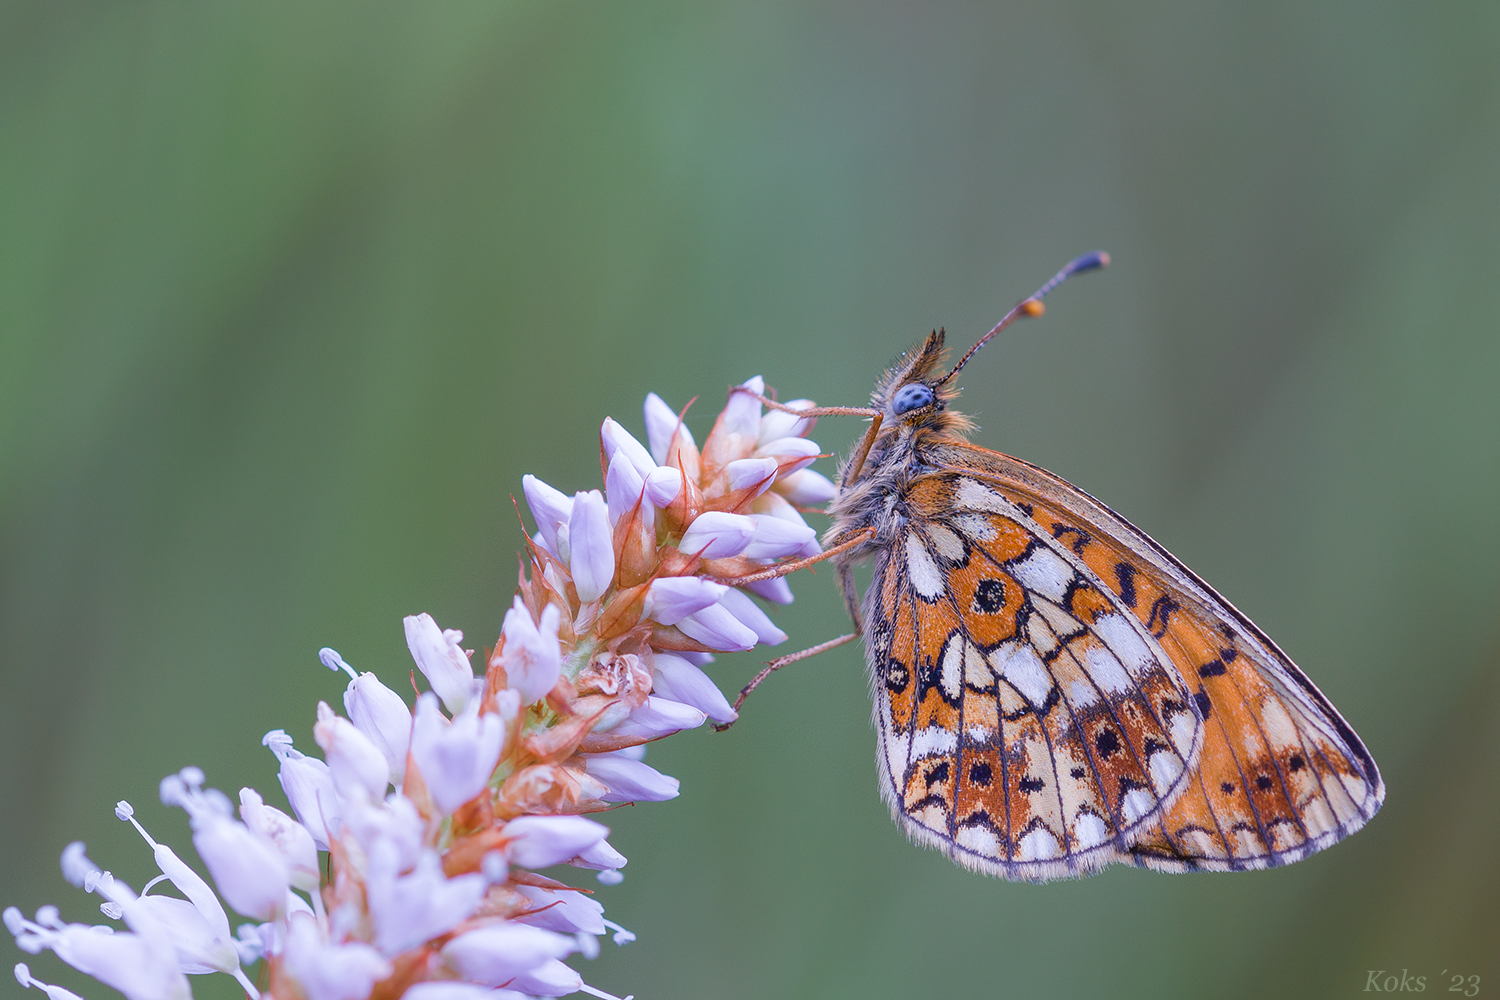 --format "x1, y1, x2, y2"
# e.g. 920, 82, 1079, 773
734, 253, 1383, 881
